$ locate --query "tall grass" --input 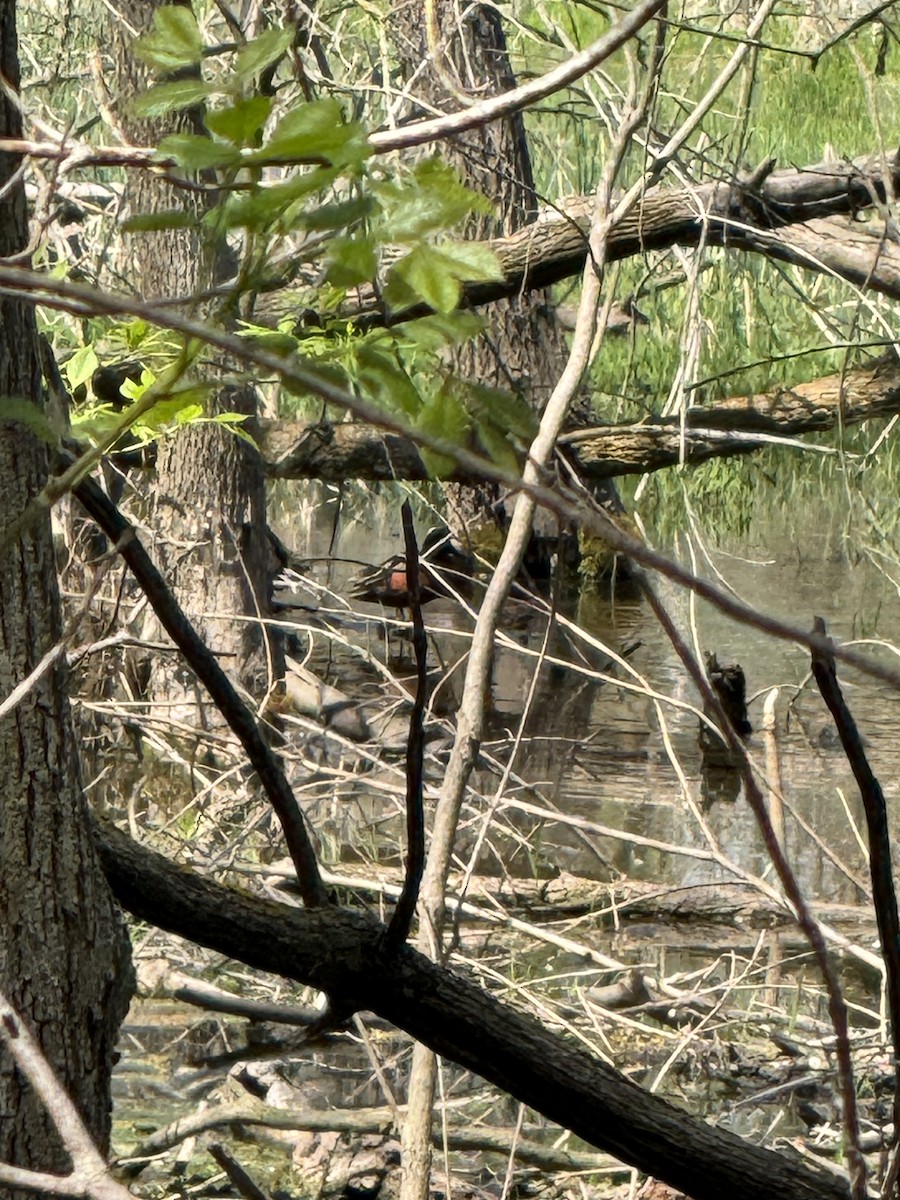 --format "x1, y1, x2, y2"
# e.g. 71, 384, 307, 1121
514, 5, 900, 542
